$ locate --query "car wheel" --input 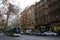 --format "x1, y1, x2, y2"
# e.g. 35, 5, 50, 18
44, 34, 46, 36
39, 34, 41, 36
52, 34, 54, 36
